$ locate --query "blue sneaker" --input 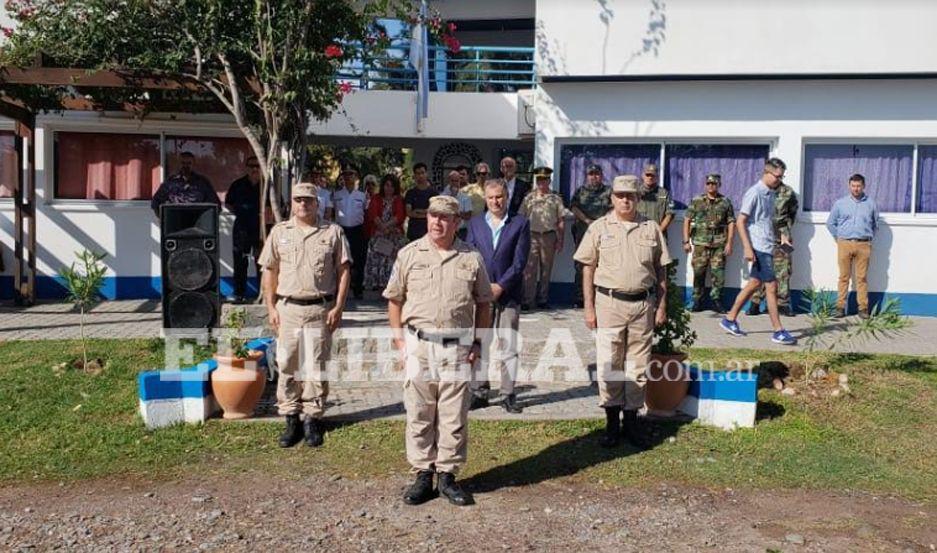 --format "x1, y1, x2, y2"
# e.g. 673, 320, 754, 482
771, 329, 797, 345
719, 317, 745, 337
